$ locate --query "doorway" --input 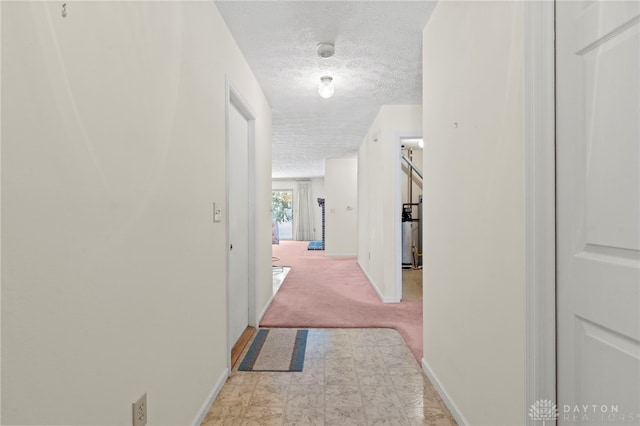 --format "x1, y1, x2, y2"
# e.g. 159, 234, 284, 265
398, 136, 424, 302
225, 80, 257, 369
